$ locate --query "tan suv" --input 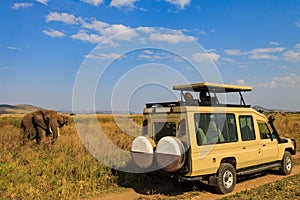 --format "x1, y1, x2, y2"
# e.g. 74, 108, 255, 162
131, 82, 296, 194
